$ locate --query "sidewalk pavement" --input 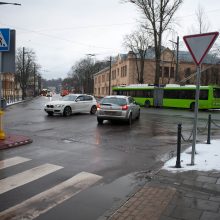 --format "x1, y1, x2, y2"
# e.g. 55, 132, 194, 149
101, 169, 220, 220
0, 134, 32, 150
